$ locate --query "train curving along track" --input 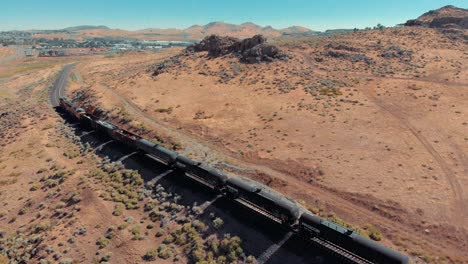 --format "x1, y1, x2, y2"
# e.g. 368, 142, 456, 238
50, 65, 409, 264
